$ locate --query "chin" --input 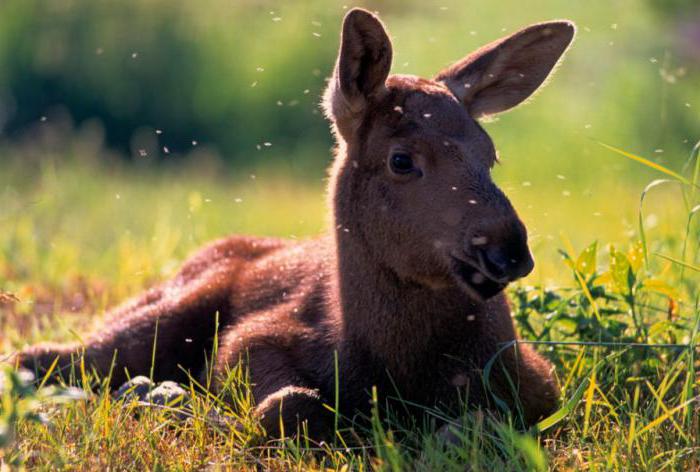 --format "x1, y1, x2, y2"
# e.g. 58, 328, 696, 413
451, 257, 507, 302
